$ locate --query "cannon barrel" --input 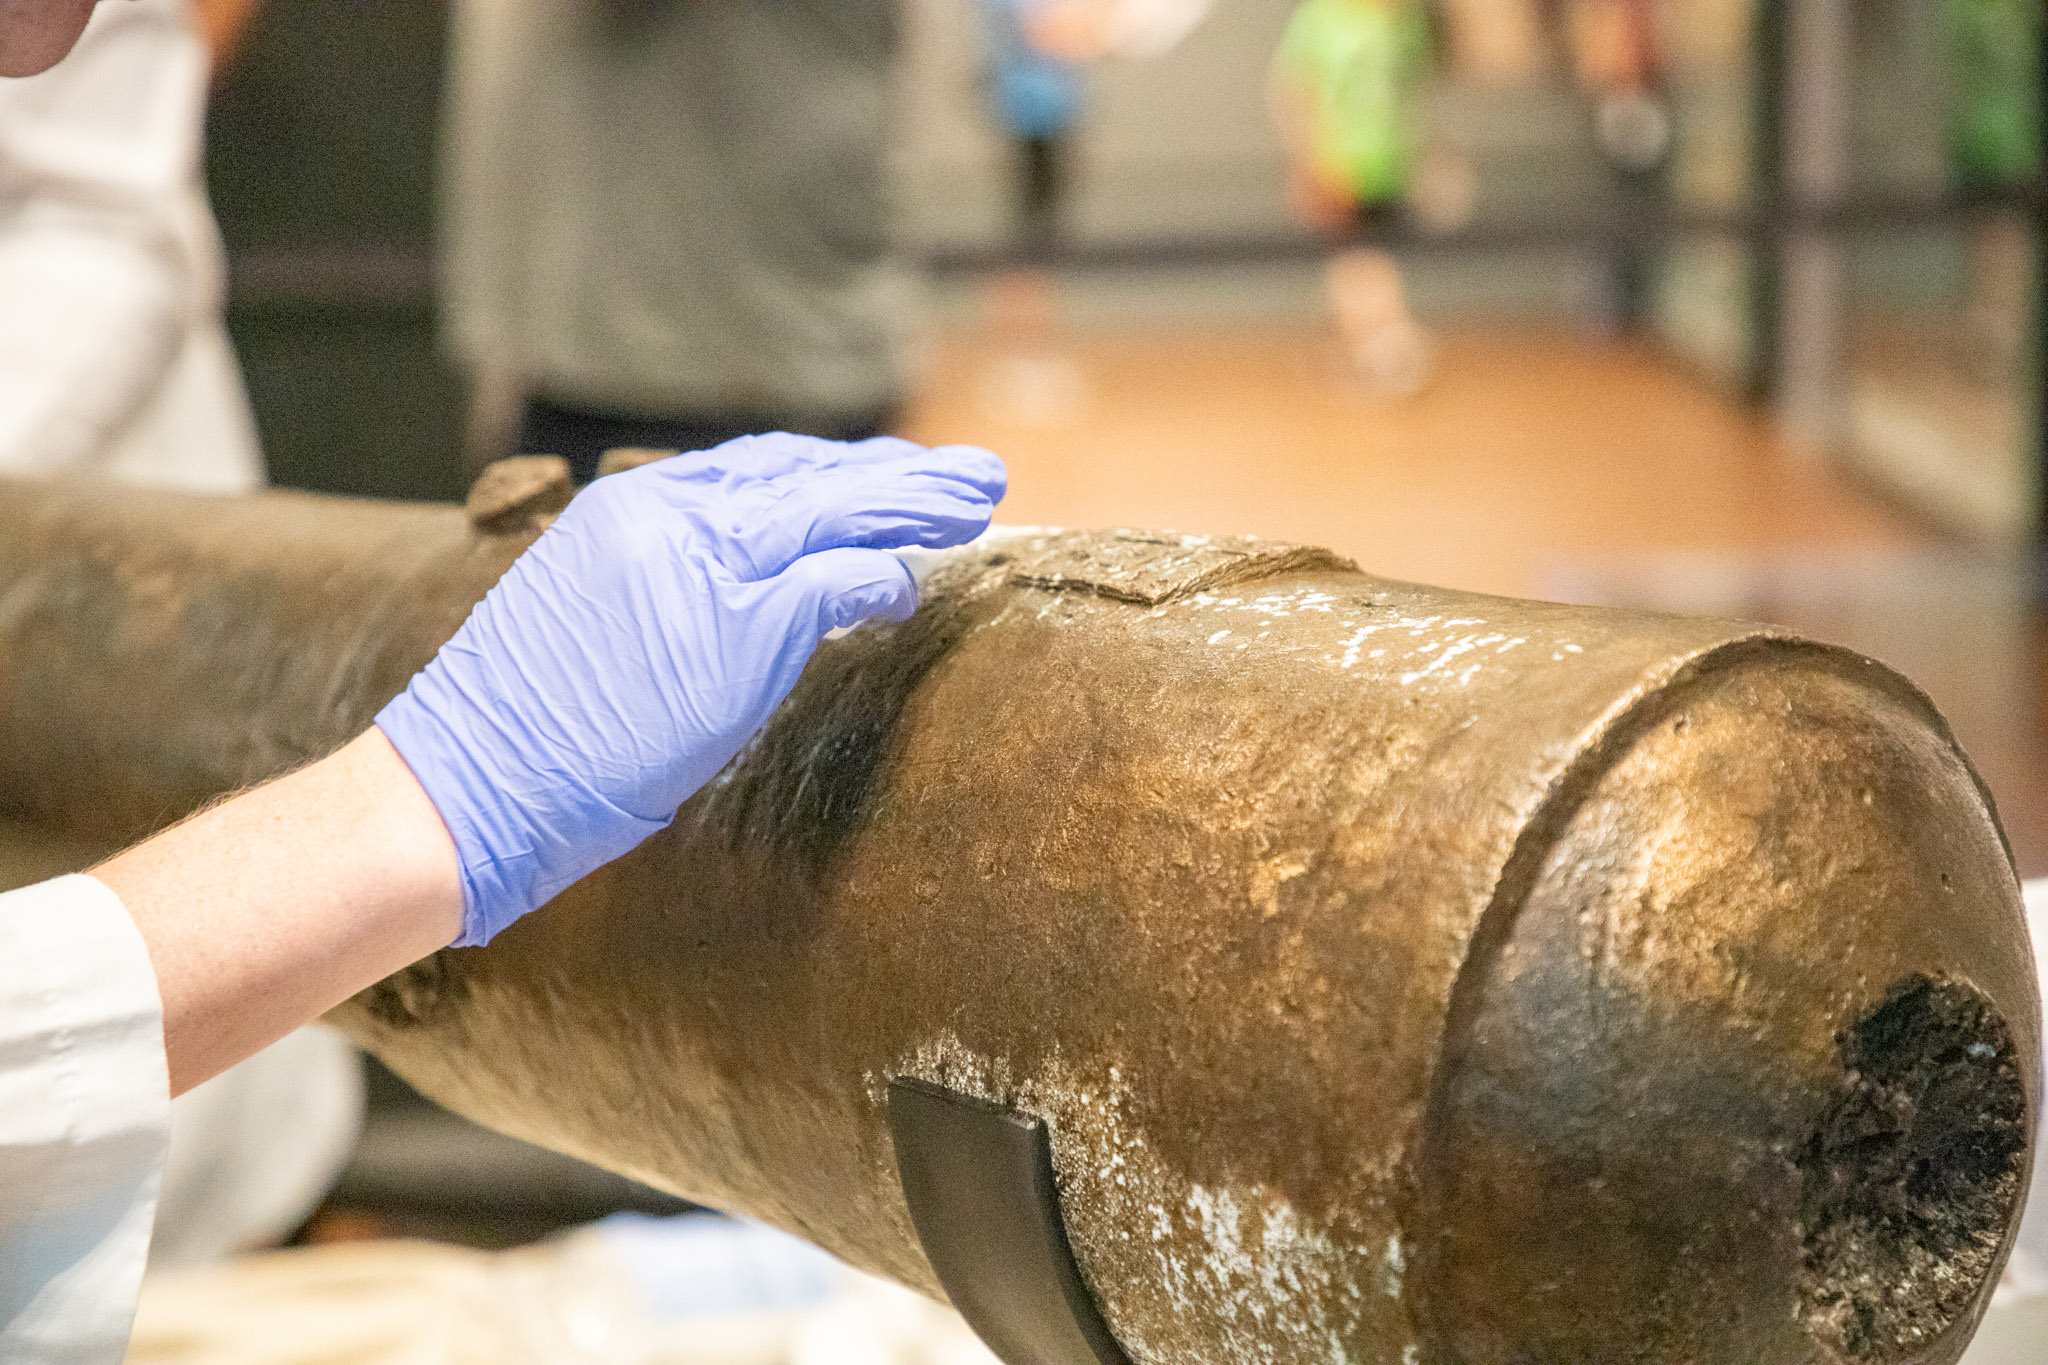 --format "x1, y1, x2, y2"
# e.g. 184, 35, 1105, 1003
0, 473, 2036, 1365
